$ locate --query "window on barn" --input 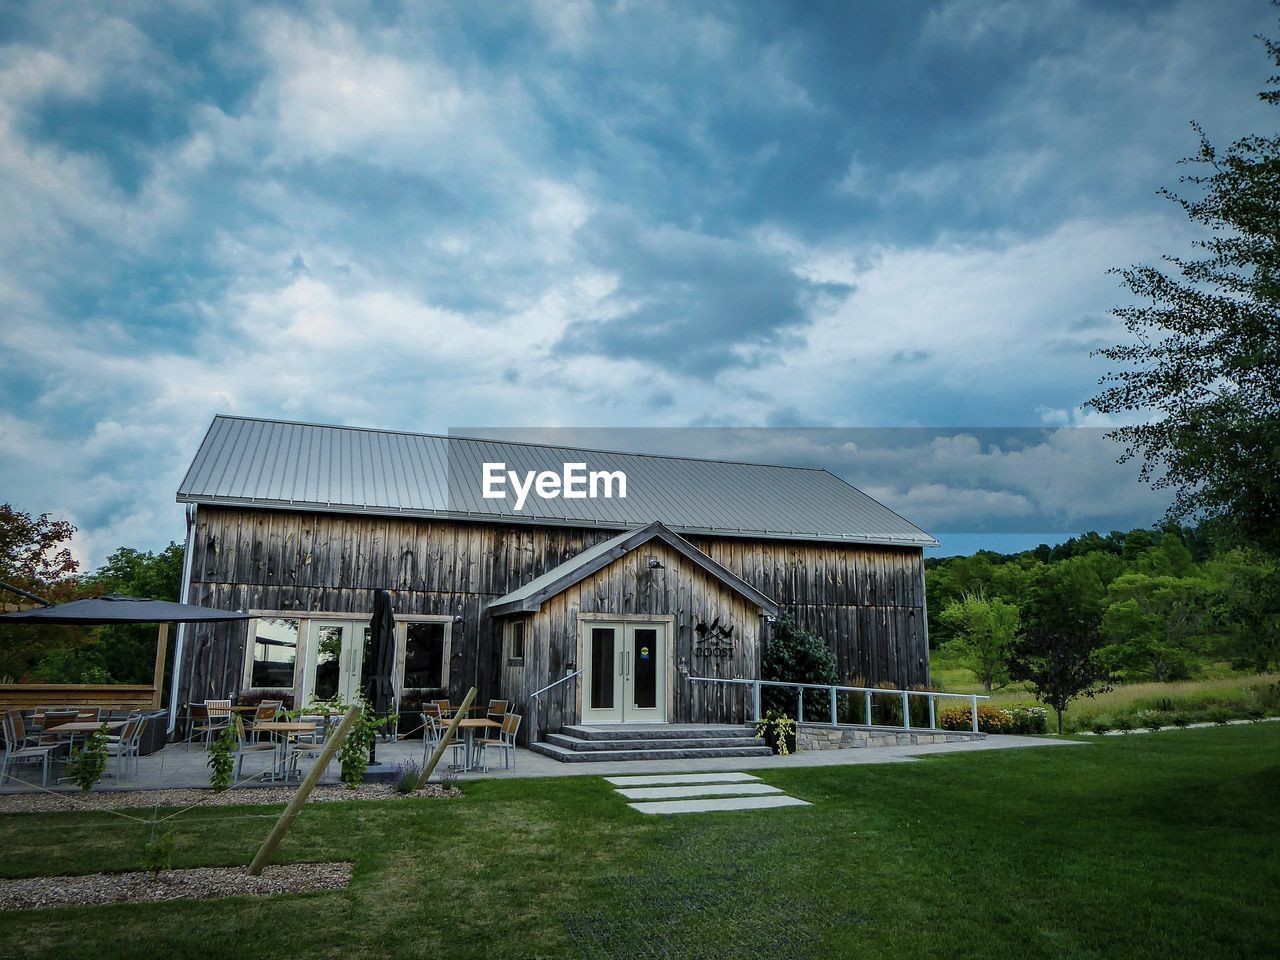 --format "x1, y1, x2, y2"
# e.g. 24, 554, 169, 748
403, 621, 448, 689
250, 617, 299, 688
507, 619, 527, 664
